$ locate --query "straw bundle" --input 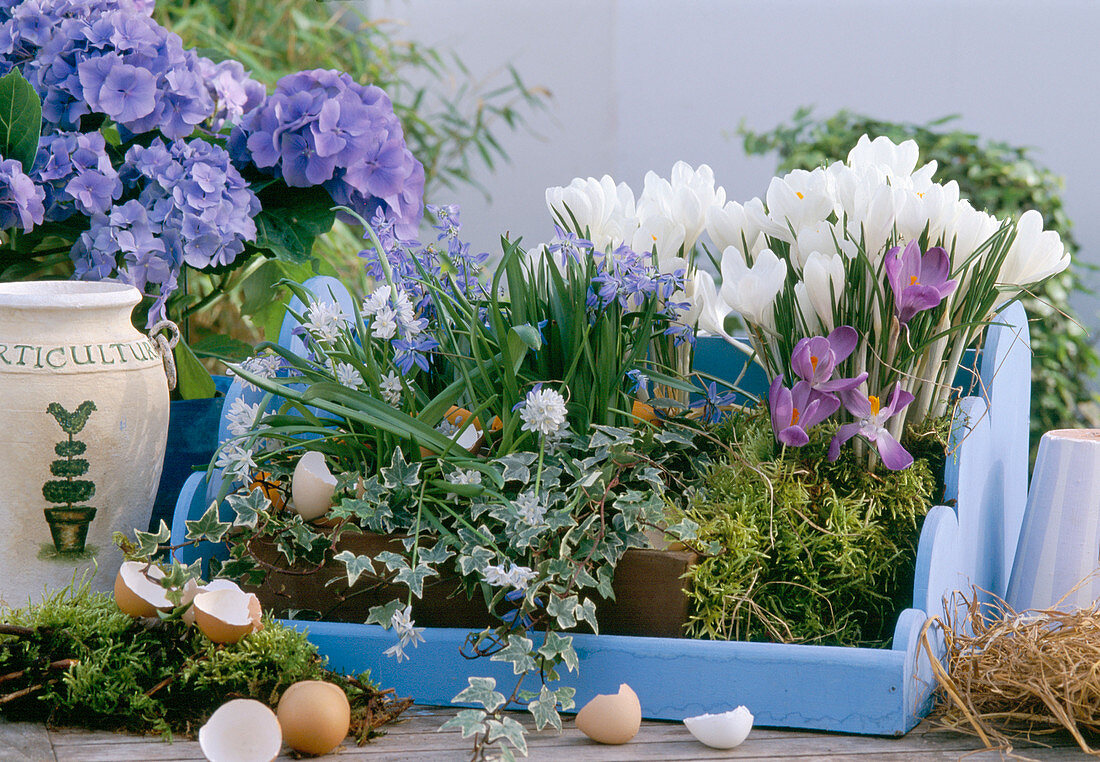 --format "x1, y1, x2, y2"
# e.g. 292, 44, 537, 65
923, 588, 1100, 756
